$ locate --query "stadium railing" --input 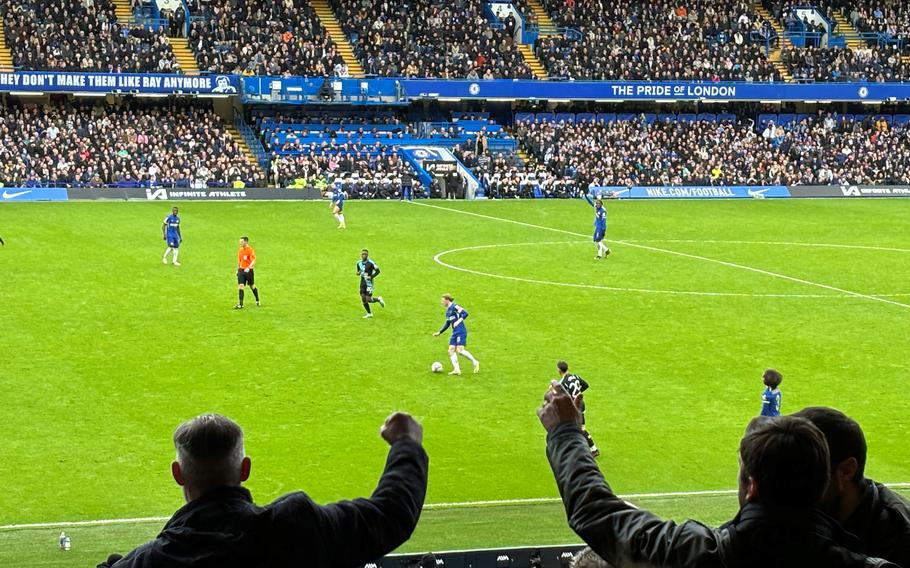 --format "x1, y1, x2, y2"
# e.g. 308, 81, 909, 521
364, 544, 584, 568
